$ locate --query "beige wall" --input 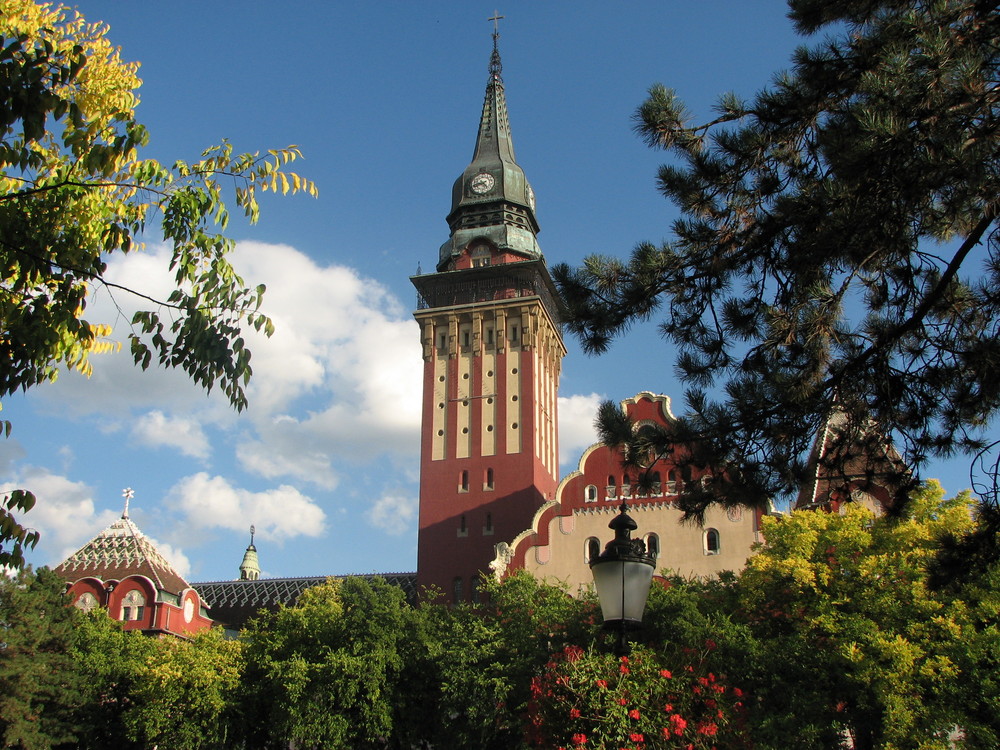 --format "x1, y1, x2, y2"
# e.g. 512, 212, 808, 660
524, 501, 761, 593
